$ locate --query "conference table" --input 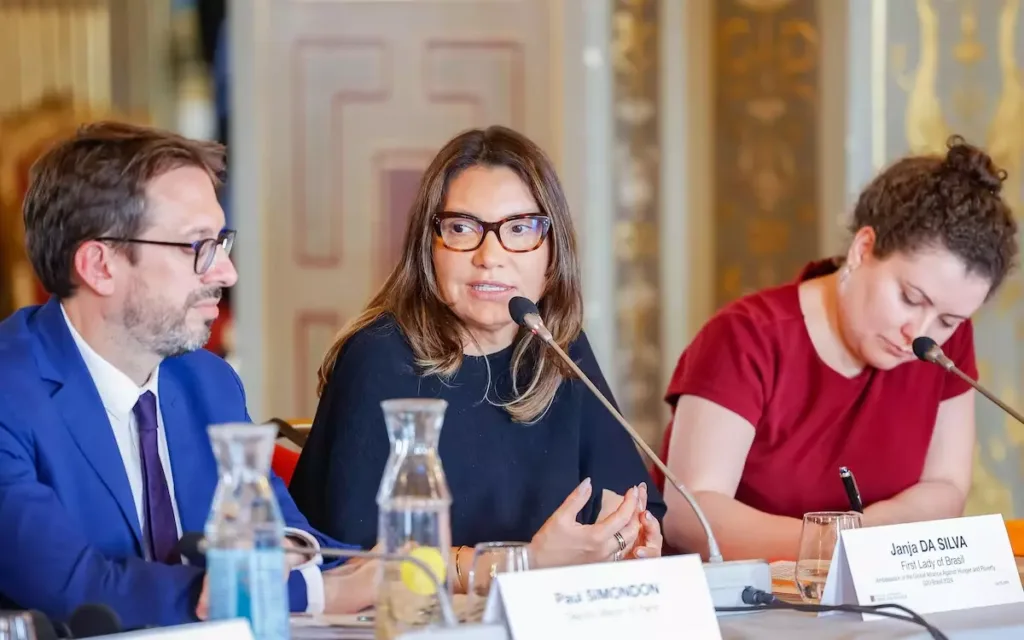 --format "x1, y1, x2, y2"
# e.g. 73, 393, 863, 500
271, 443, 1024, 640
714, 556, 1024, 638
291, 603, 1024, 639
291, 557, 1024, 639
292, 603, 1024, 639
718, 603, 1024, 639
